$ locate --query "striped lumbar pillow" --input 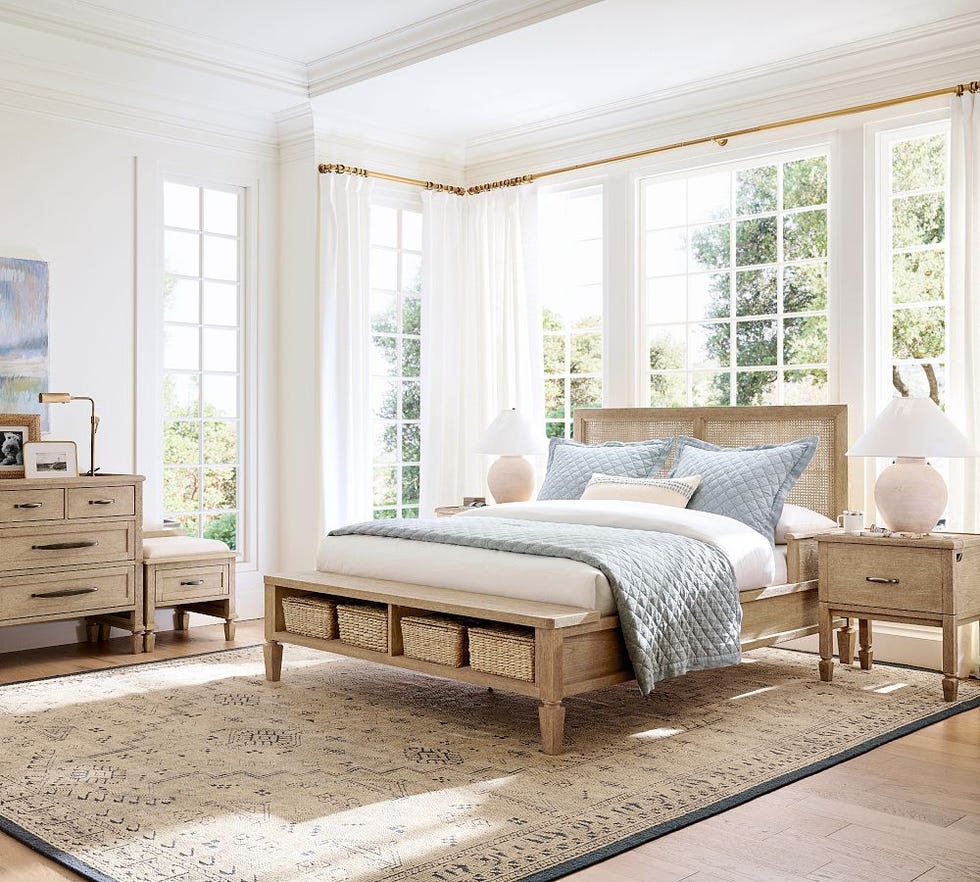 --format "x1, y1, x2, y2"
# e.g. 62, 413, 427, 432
580, 472, 702, 507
